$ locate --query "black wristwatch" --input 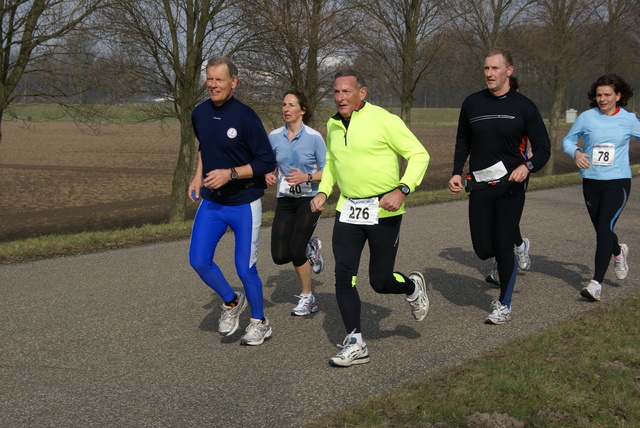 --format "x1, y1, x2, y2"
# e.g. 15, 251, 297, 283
230, 167, 238, 180
397, 184, 410, 195
307, 173, 313, 183
524, 161, 534, 171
